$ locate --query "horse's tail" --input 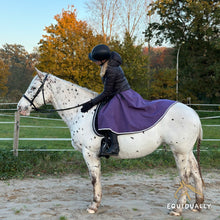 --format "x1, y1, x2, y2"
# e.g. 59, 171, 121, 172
197, 122, 205, 187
